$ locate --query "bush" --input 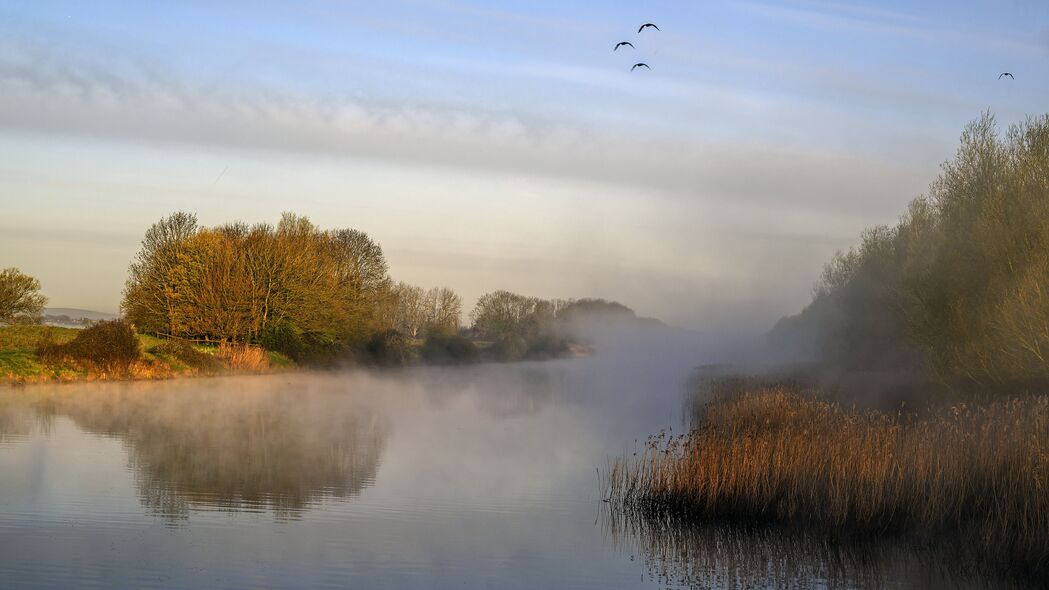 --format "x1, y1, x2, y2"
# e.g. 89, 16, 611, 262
151, 339, 223, 372
525, 333, 568, 359
366, 329, 412, 366
421, 334, 479, 364
260, 323, 305, 360
38, 320, 141, 372
490, 334, 528, 361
